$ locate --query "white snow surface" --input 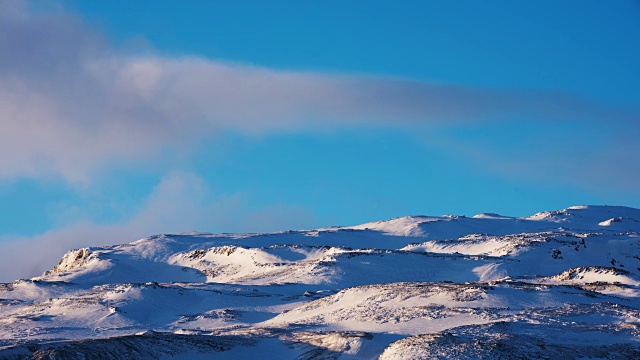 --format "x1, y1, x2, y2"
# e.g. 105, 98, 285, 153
1, 205, 640, 359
